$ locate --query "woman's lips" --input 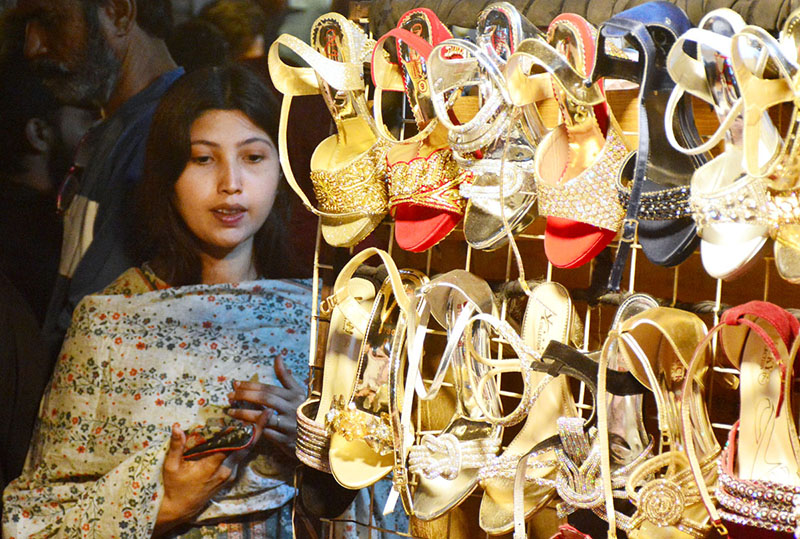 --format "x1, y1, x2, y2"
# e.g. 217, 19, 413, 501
212, 205, 246, 226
